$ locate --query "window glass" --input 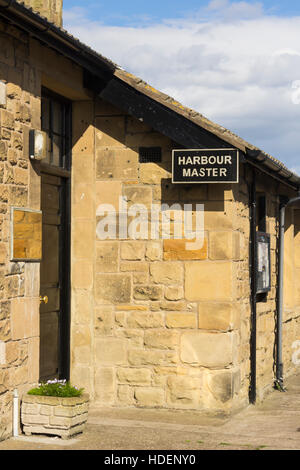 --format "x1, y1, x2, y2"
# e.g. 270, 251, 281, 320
41, 90, 71, 170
